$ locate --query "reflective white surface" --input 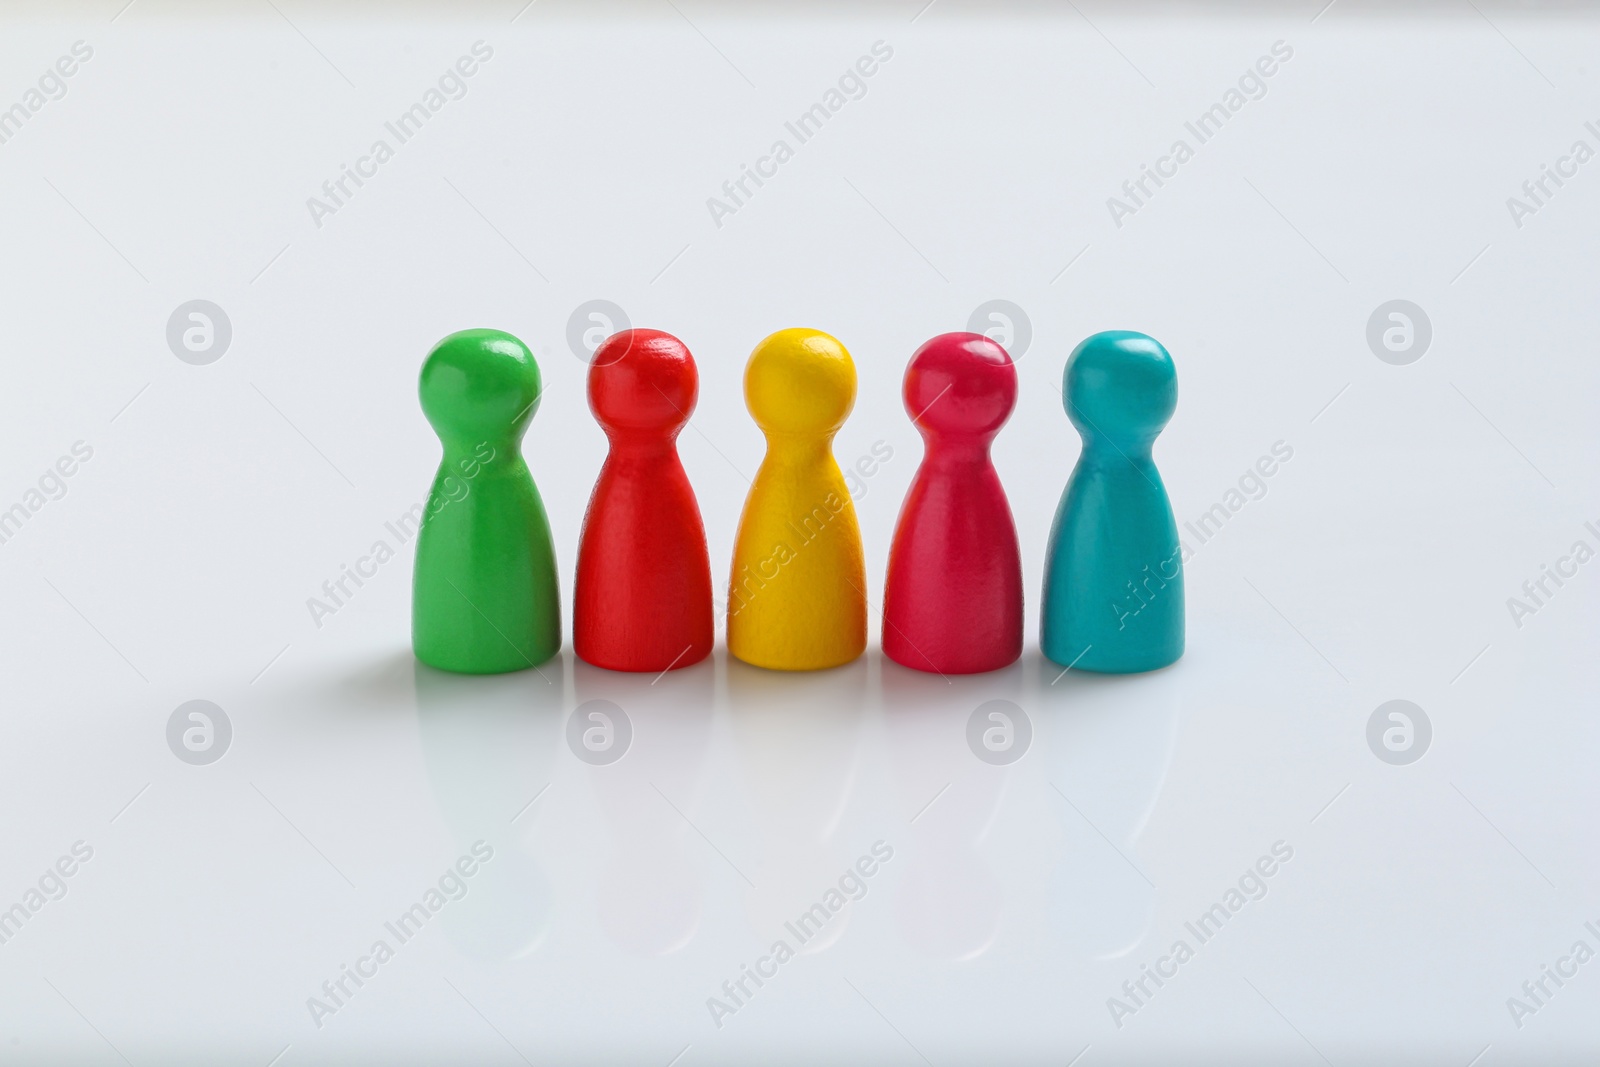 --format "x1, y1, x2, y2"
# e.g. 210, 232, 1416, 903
0, 3, 1597, 1064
